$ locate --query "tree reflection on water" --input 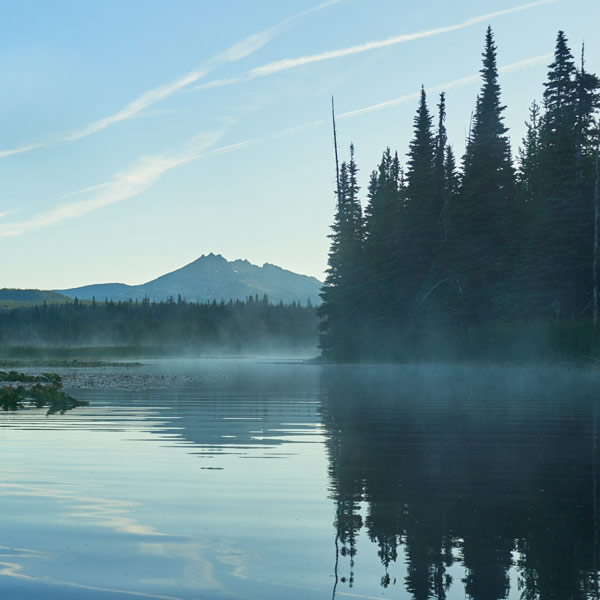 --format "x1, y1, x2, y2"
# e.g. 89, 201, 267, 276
320, 365, 600, 600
